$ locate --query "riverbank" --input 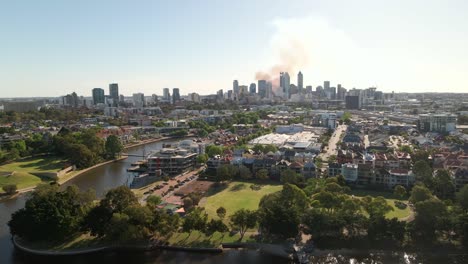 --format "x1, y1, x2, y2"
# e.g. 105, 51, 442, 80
0, 137, 180, 200
123, 136, 171, 150
12, 236, 223, 256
